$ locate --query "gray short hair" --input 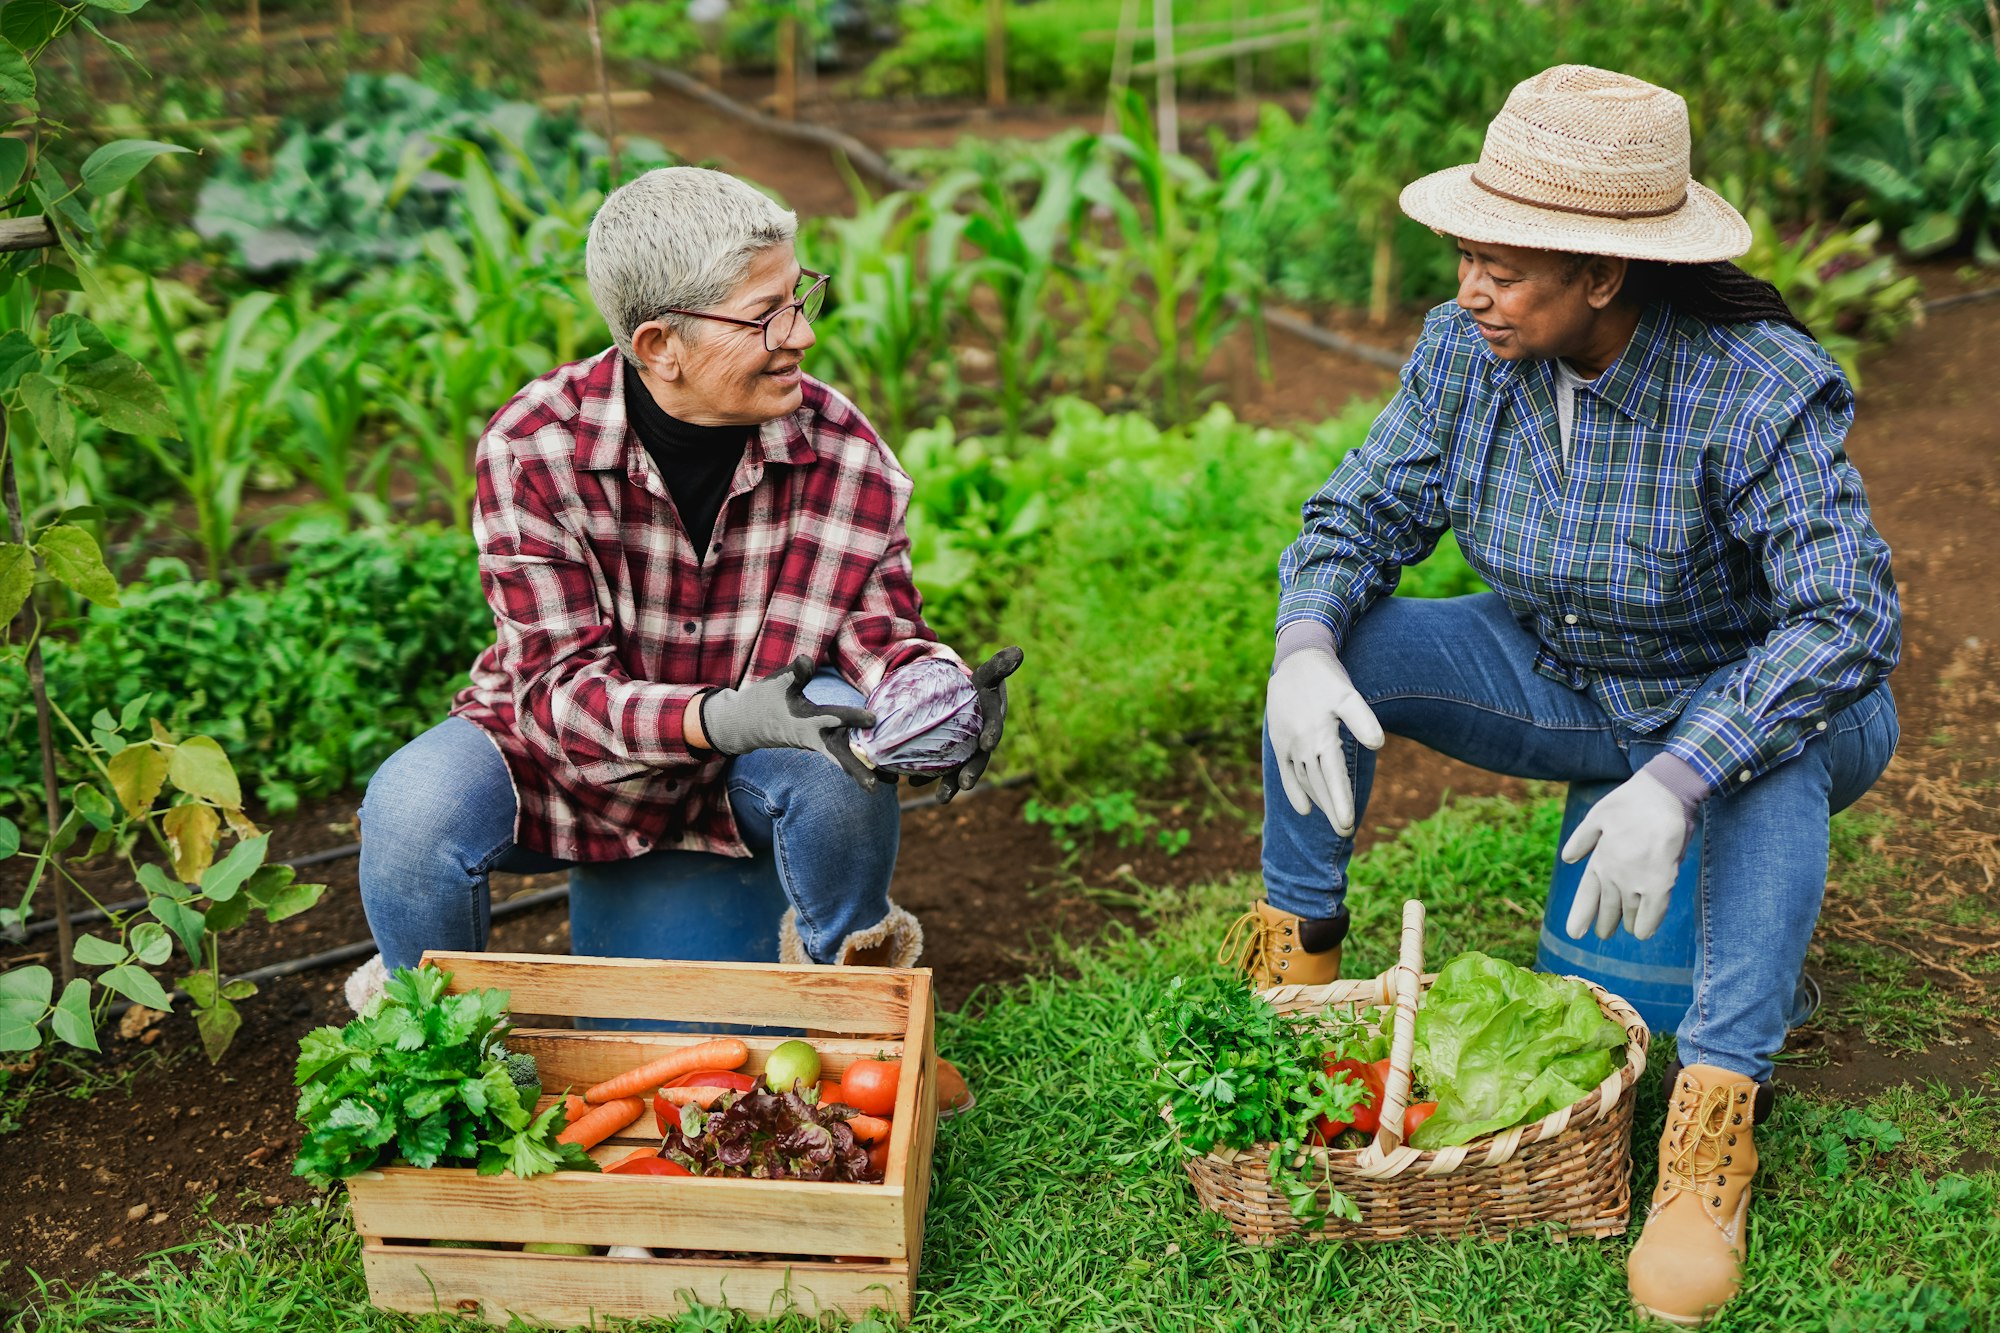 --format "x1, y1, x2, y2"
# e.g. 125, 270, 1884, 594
586, 167, 799, 362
